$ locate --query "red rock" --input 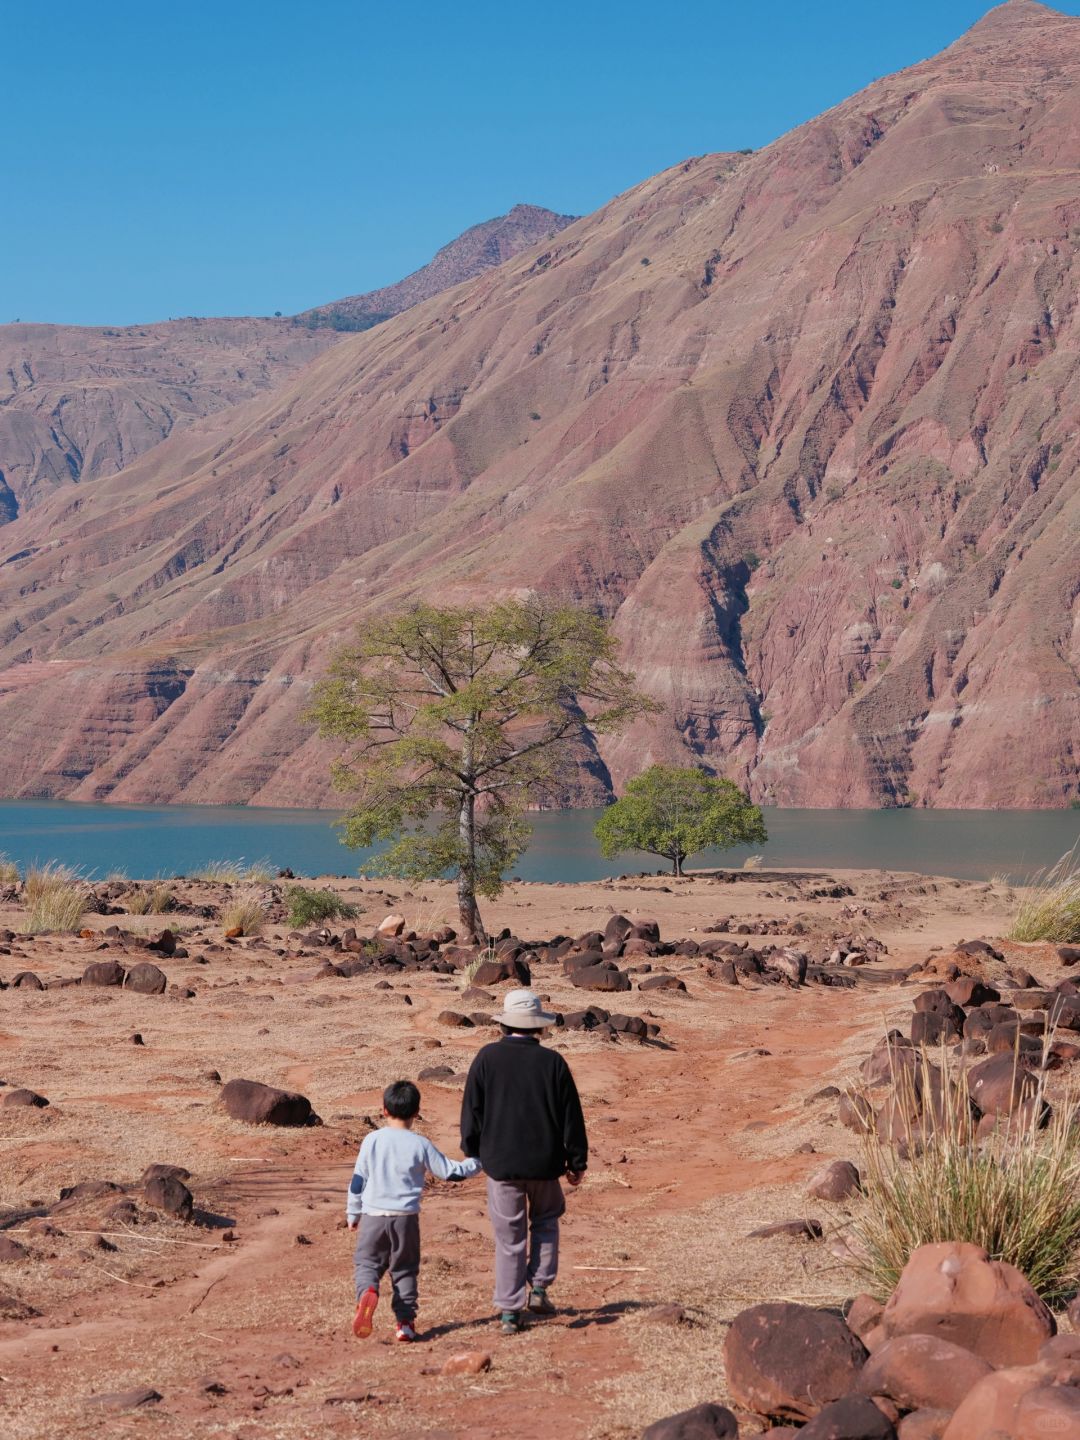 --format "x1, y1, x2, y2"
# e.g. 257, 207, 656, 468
436, 1010, 474, 1028
2, 1088, 49, 1108
966, 1053, 1041, 1118
641, 1403, 739, 1439
11, 971, 43, 989
839, 1092, 875, 1134
938, 1365, 1044, 1440
723, 1302, 867, 1422
0, 1238, 28, 1261
86, 1388, 163, 1411
857, 1334, 992, 1412
748, 1218, 823, 1240
219, 1078, 314, 1127
140, 1163, 191, 1185
896, 1412, 950, 1440
125, 962, 167, 995
1013, 1384, 1080, 1438
440, 1351, 492, 1376
845, 1294, 885, 1343
881, 1242, 1055, 1367
144, 1174, 193, 1220
82, 960, 126, 987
